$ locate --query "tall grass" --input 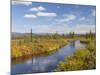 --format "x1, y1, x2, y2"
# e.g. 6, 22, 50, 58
11, 35, 68, 59
55, 38, 96, 71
